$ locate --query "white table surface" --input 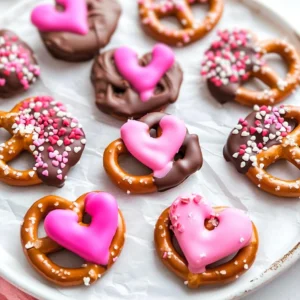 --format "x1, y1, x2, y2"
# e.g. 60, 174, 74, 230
0, 0, 300, 299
